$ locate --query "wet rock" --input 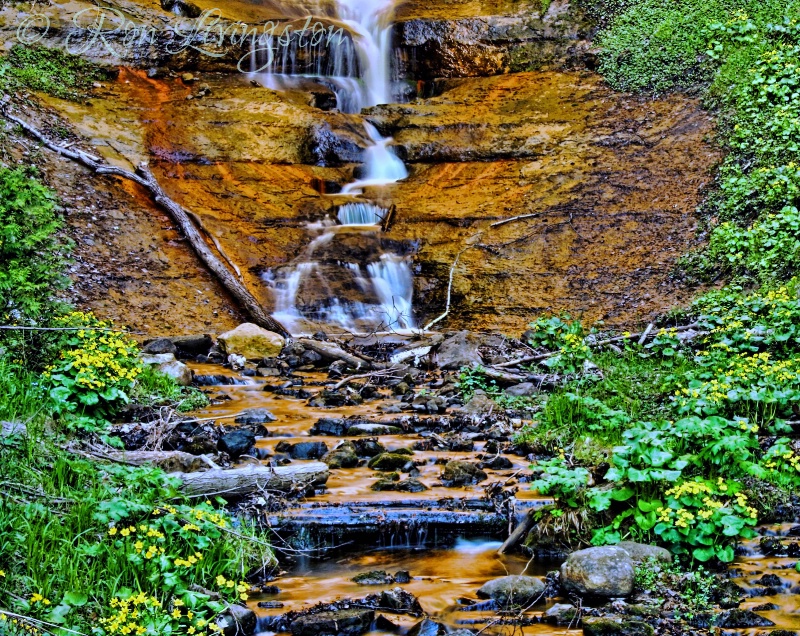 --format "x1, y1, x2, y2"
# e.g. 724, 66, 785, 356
311, 418, 349, 436
217, 604, 256, 636
347, 423, 403, 436
218, 429, 256, 459
753, 574, 782, 587
436, 331, 483, 370
441, 460, 487, 487
162, 0, 202, 18
378, 587, 423, 615
616, 541, 672, 565
143, 337, 177, 354
290, 608, 374, 636
321, 442, 359, 469
275, 441, 329, 460
304, 122, 363, 166
407, 618, 447, 636
164, 421, 218, 455
760, 537, 787, 556
713, 578, 746, 608
505, 382, 539, 397
751, 602, 778, 611
560, 546, 635, 598
394, 570, 411, 584
194, 374, 248, 386
715, 609, 775, 628
582, 616, 654, 636
460, 391, 496, 419
169, 334, 213, 356
158, 360, 193, 386
257, 601, 285, 609
372, 478, 428, 492
218, 323, 285, 361
353, 570, 394, 585
235, 408, 277, 425
352, 438, 386, 457
480, 455, 513, 470
476, 575, 546, 608
368, 452, 414, 471
542, 603, 578, 626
